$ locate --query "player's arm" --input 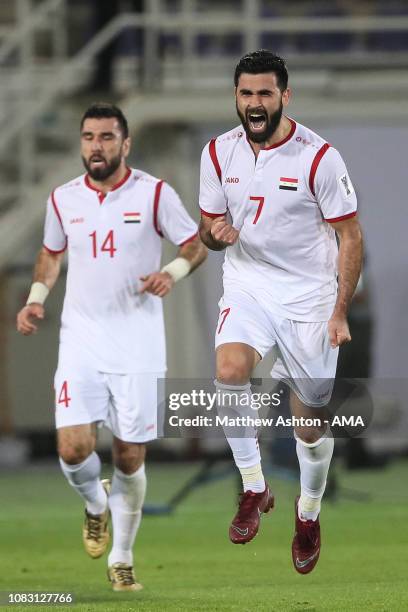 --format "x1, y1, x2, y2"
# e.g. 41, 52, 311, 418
140, 180, 207, 298
327, 216, 363, 347
177, 234, 207, 273
16, 247, 64, 335
198, 139, 239, 251
313, 146, 362, 348
199, 214, 239, 251
140, 236, 207, 298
